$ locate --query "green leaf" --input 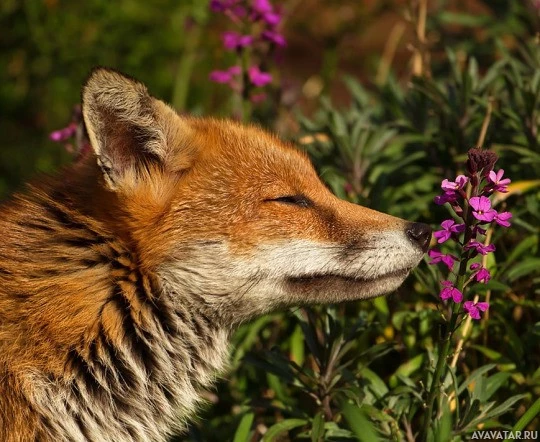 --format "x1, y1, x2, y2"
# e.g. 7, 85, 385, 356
434, 401, 453, 442
499, 235, 538, 272
232, 315, 277, 366
507, 397, 540, 437
470, 346, 502, 361
233, 412, 255, 442
311, 412, 325, 442
340, 402, 380, 442
359, 367, 389, 399
506, 258, 540, 281
389, 354, 424, 388
261, 419, 308, 442
467, 394, 527, 428
457, 364, 497, 395
372, 296, 389, 317
482, 372, 512, 402
290, 324, 305, 366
